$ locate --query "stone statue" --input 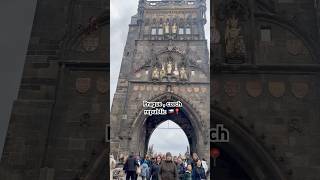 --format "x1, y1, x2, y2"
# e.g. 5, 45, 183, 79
164, 22, 170, 34
172, 23, 177, 34
160, 65, 166, 79
180, 67, 188, 81
166, 60, 173, 74
152, 67, 159, 80
225, 15, 246, 58
173, 63, 179, 78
